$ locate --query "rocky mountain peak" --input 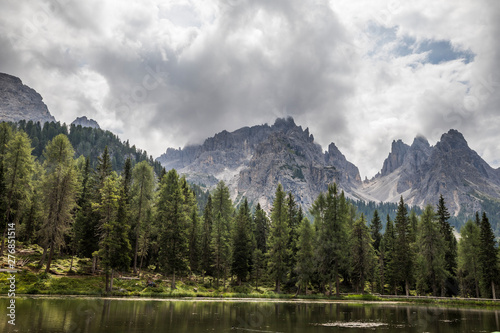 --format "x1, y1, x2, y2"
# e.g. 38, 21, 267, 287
380, 139, 410, 177
0, 73, 56, 124
71, 116, 100, 129
436, 129, 469, 152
